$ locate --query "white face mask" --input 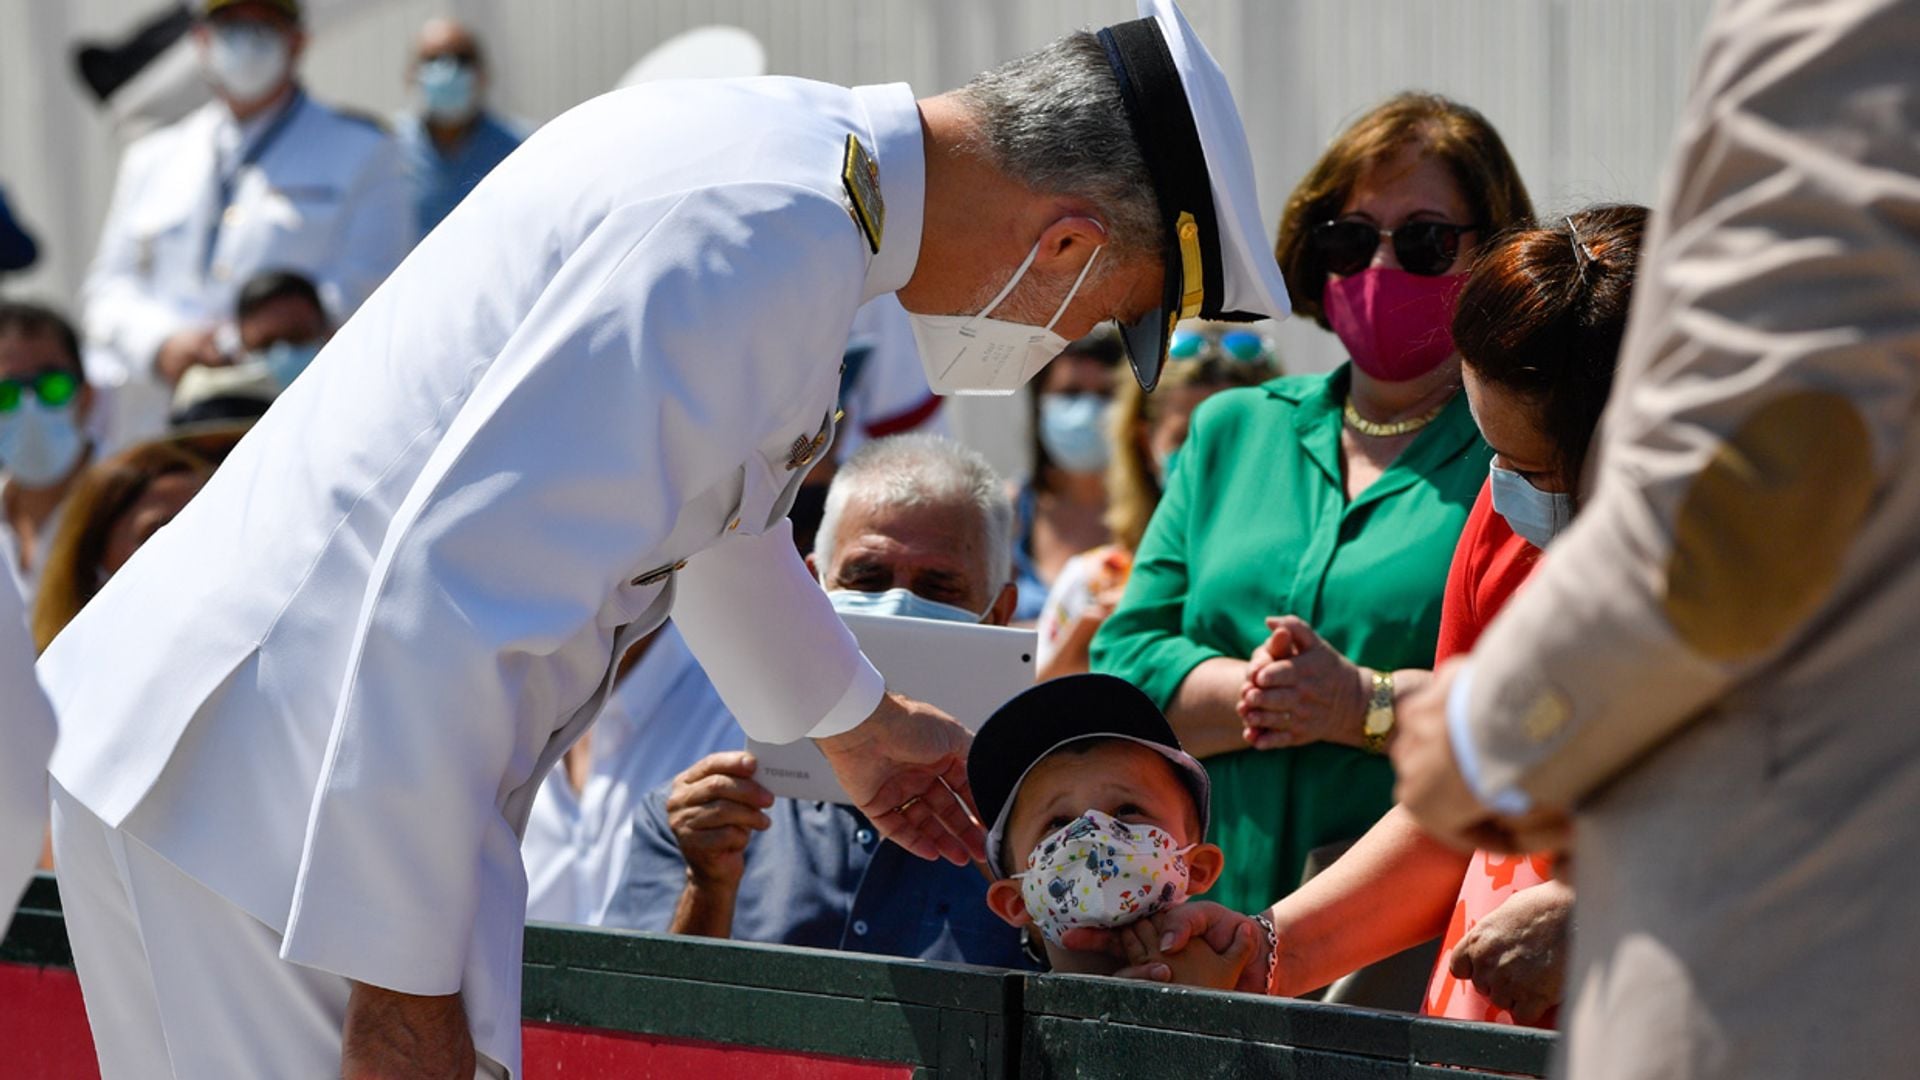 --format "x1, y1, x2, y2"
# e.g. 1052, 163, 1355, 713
418, 57, 479, 123
909, 234, 1105, 397
1037, 392, 1112, 474
203, 23, 292, 106
827, 586, 983, 625
249, 339, 322, 391
1489, 462, 1572, 549
0, 398, 86, 488
1014, 808, 1194, 946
